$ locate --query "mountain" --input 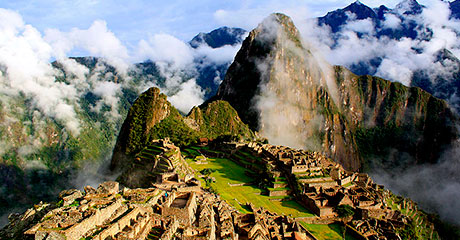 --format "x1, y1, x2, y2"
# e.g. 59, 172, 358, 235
110, 87, 254, 172
1, 12, 459, 240
318, 0, 378, 33
190, 26, 246, 48
0, 24, 249, 226
394, 0, 423, 15
318, 0, 422, 39
190, 27, 248, 99
316, 0, 460, 116
412, 48, 460, 110
0, 57, 143, 224
213, 13, 457, 171
451, 0, 460, 19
